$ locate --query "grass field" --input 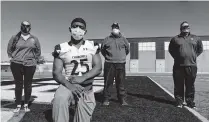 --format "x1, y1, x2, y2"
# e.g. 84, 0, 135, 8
1, 72, 209, 122
145, 74, 209, 120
